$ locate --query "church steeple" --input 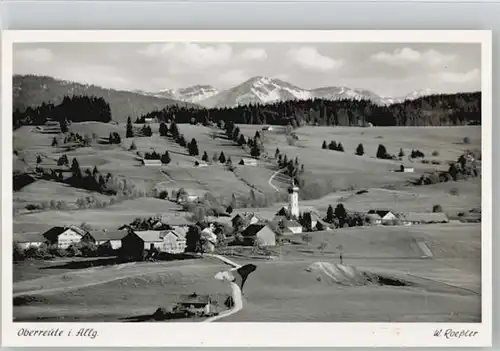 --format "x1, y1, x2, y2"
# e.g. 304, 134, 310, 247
287, 177, 300, 218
